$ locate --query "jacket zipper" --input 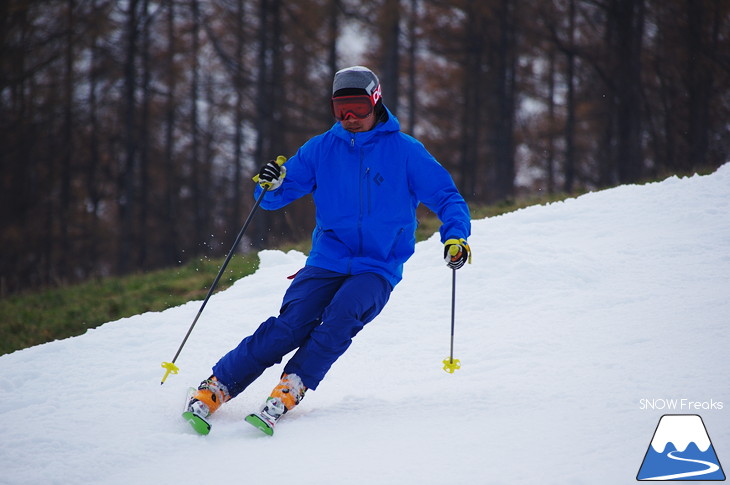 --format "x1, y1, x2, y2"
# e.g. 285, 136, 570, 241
357, 151, 365, 257
365, 167, 371, 216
